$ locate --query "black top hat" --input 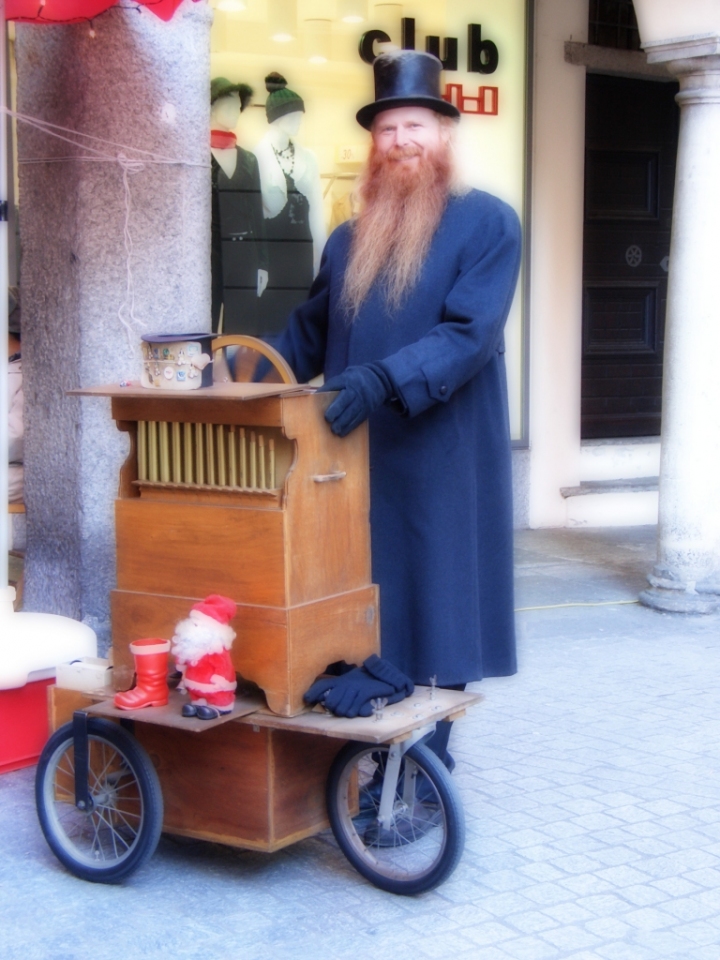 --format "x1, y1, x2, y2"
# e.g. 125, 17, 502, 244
356, 50, 460, 130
